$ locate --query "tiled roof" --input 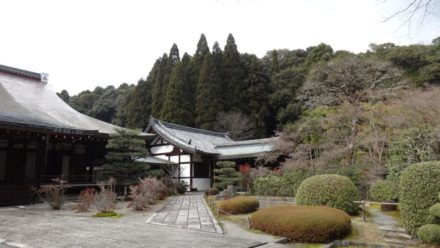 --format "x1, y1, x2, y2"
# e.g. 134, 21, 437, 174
0, 65, 120, 135
0, 64, 43, 81
146, 118, 279, 158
